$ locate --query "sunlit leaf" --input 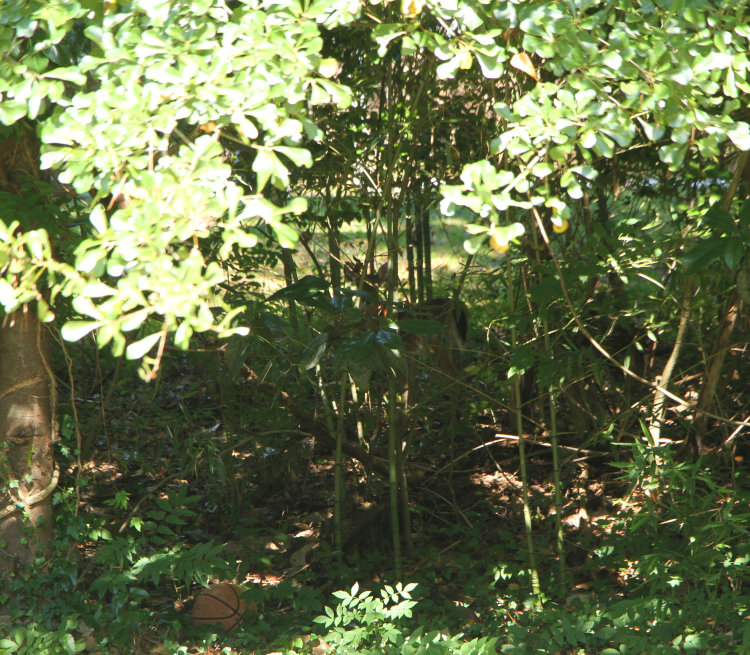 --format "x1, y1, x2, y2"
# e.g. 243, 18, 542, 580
401, 0, 424, 19
510, 52, 539, 81
126, 332, 162, 360
61, 320, 101, 342
318, 58, 341, 78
